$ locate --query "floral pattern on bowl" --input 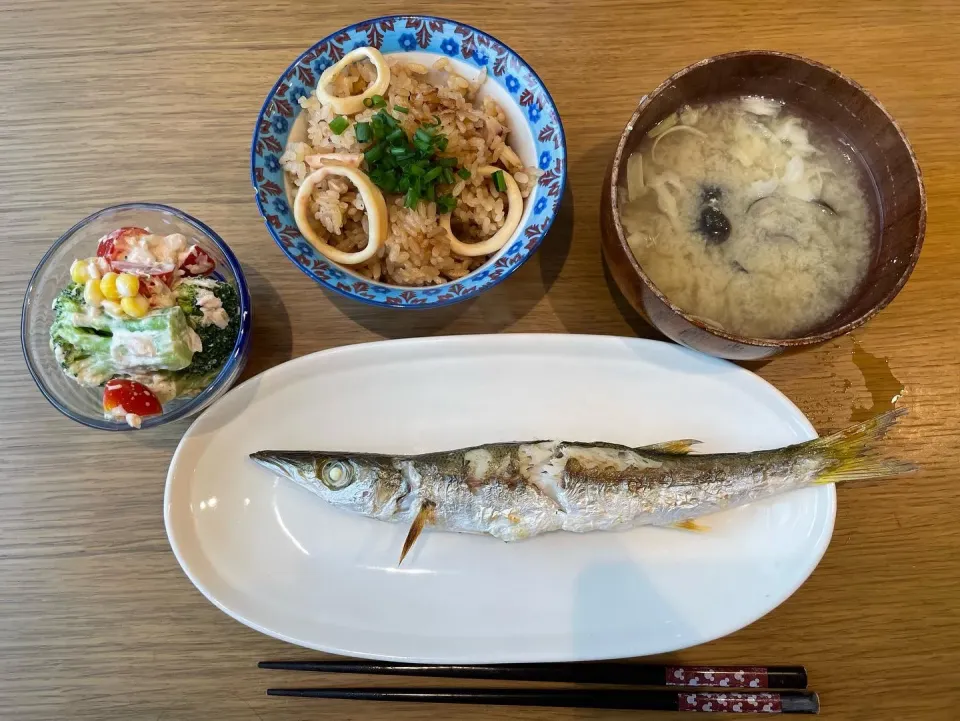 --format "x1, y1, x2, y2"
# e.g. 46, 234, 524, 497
250, 15, 567, 308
